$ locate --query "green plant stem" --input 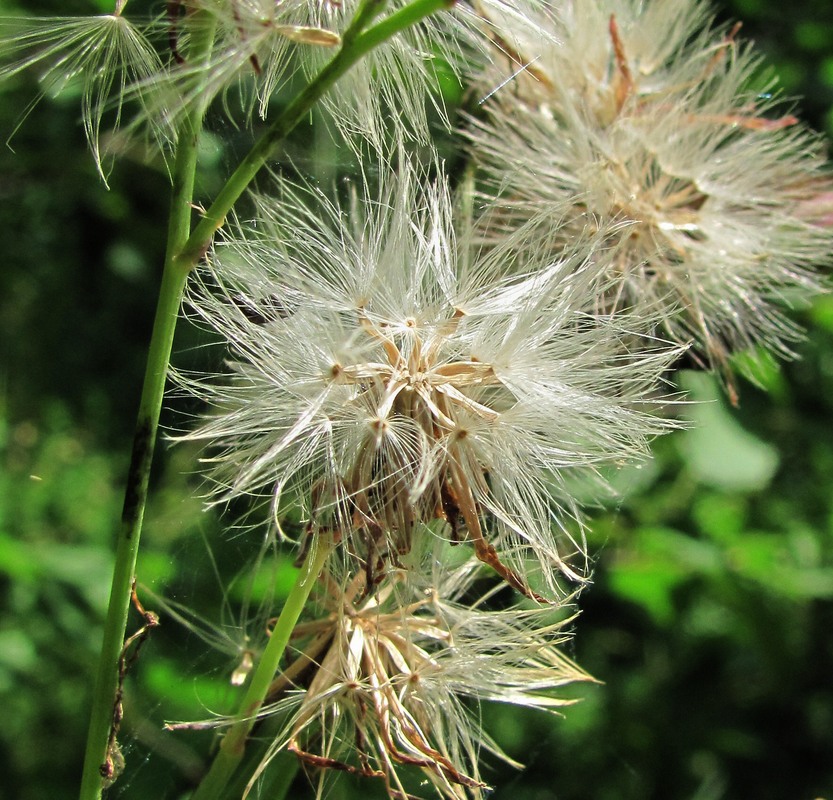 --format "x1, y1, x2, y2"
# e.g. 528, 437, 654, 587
80, 2, 452, 798
189, 539, 333, 800
250, 750, 301, 800
174, 0, 455, 271
78, 13, 216, 800
224, 717, 299, 799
